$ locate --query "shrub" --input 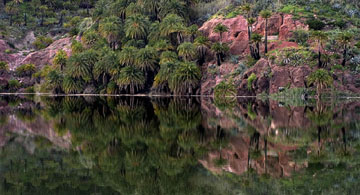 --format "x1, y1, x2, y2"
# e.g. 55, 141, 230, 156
290, 29, 309, 46
272, 47, 316, 67
247, 73, 256, 90
71, 40, 84, 54
214, 80, 236, 98
231, 62, 247, 77
306, 18, 325, 30
245, 56, 258, 67
5, 49, 11, 54
0, 61, 9, 73
8, 79, 21, 91
15, 64, 36, 77
25, 86, 35, 93
33, 36, 53, 50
